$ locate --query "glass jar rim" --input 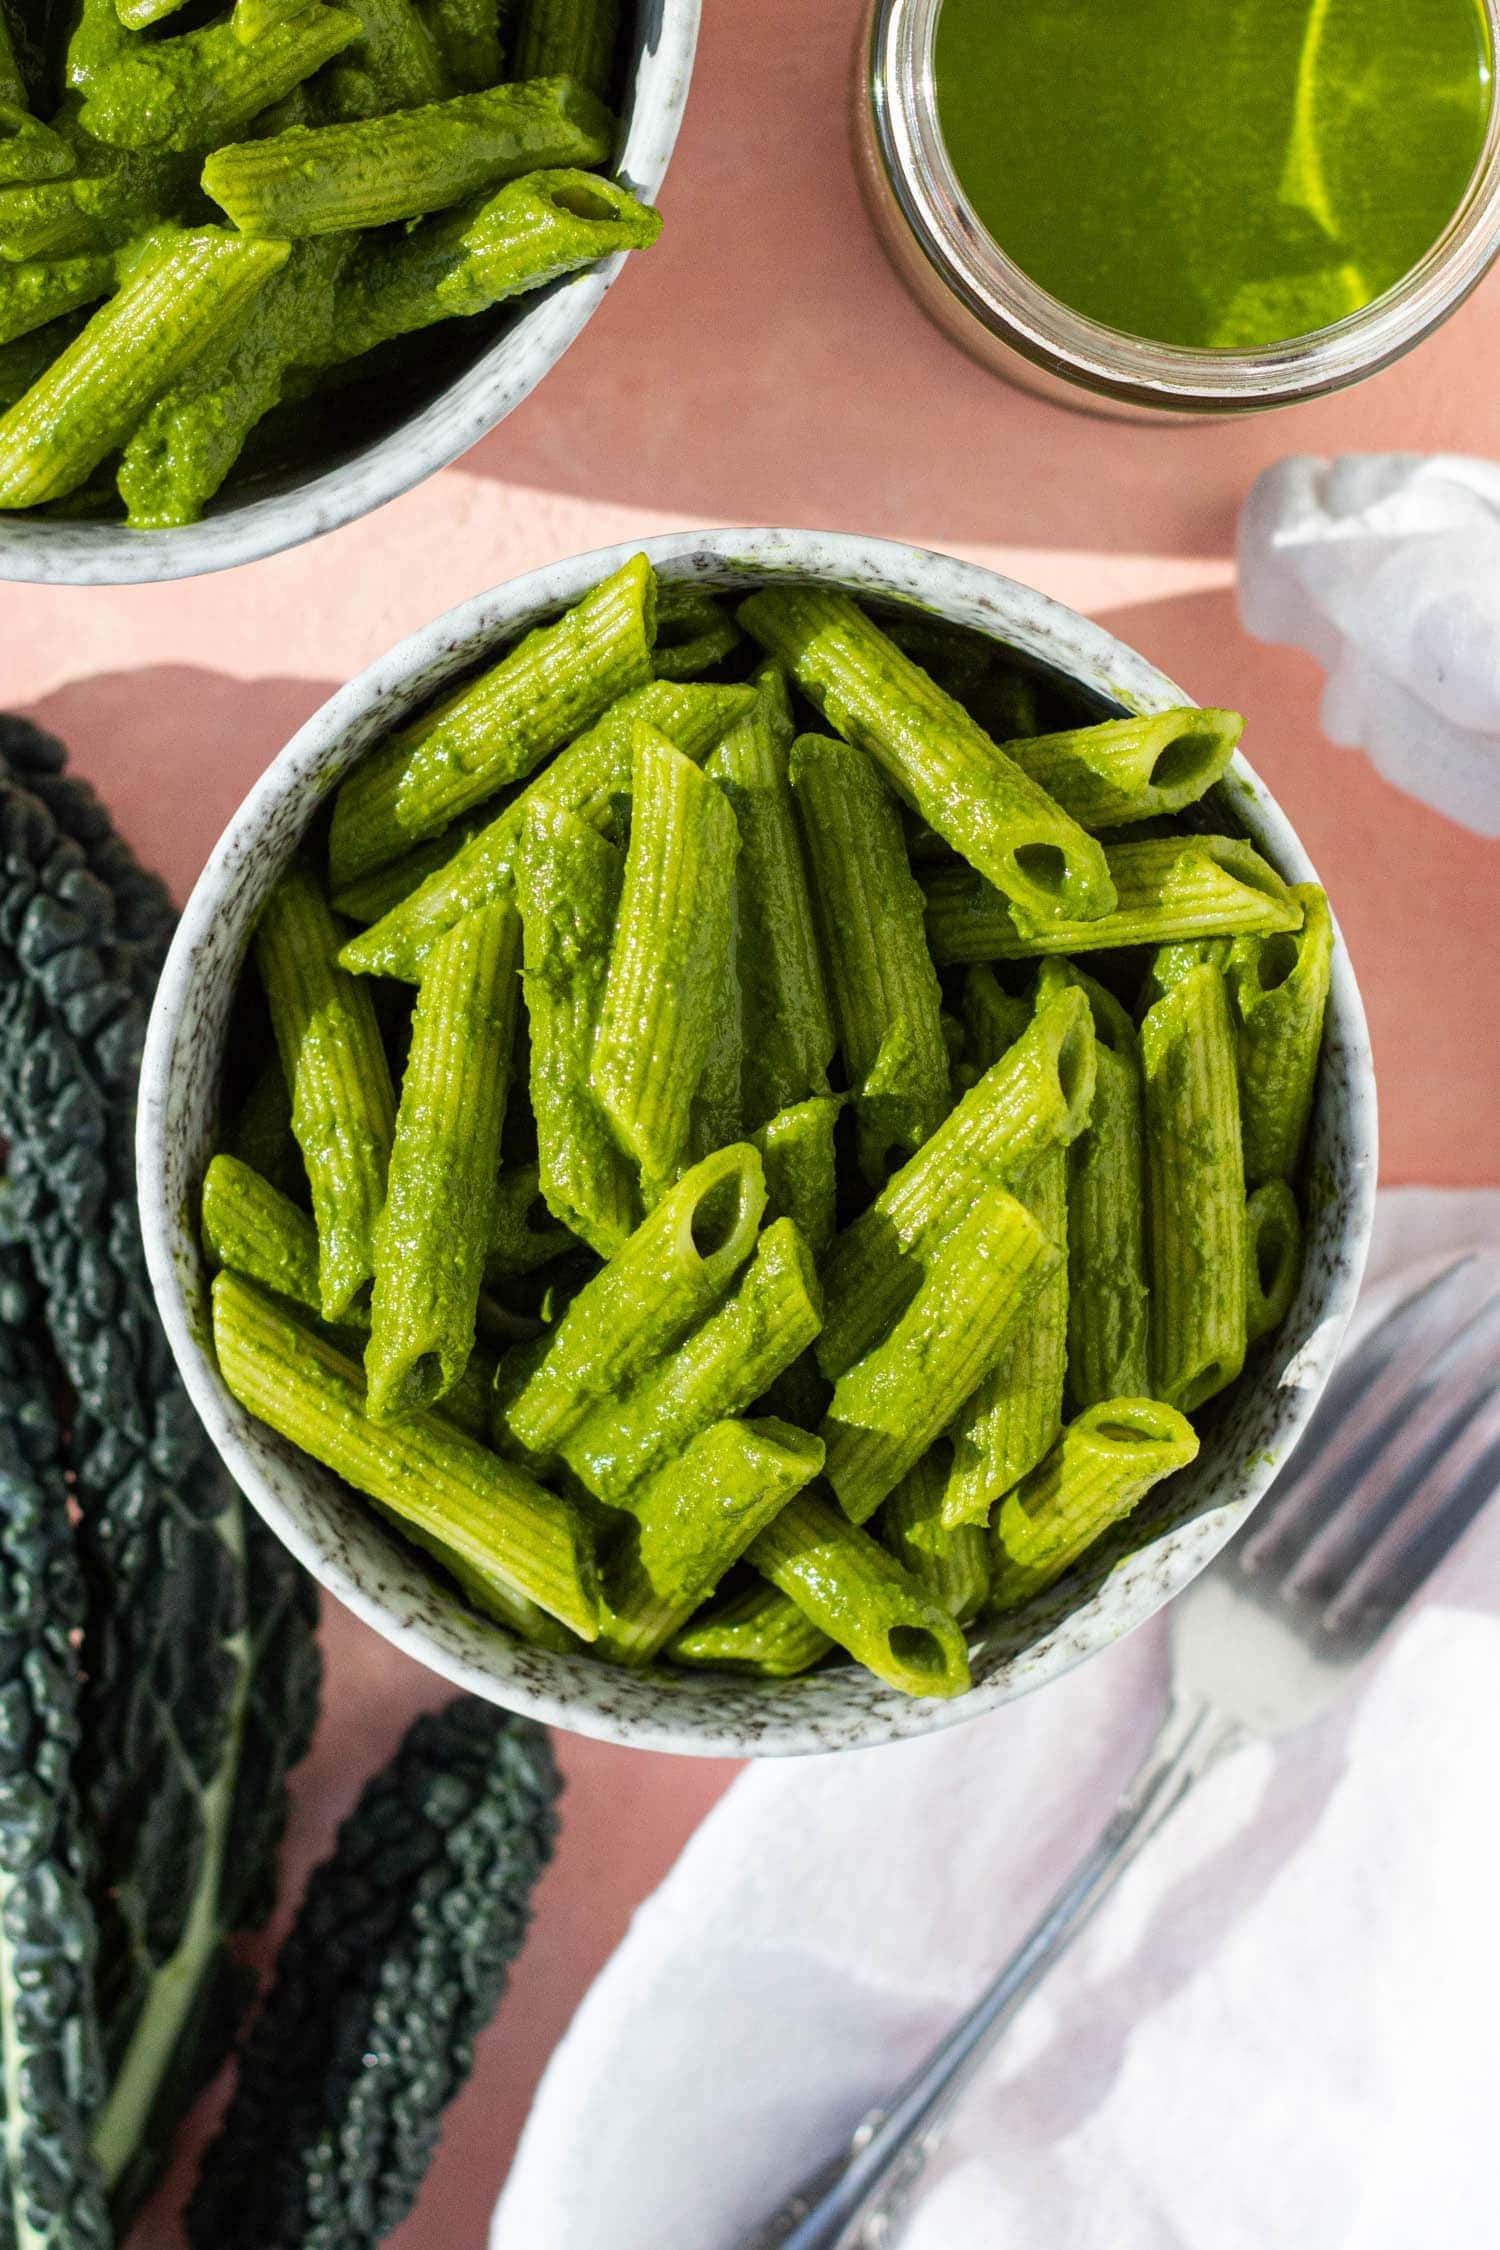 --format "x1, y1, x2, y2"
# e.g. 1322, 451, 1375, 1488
868, 0, 1500, 411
